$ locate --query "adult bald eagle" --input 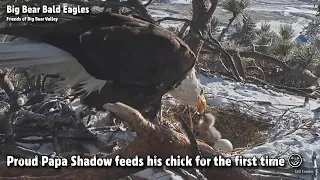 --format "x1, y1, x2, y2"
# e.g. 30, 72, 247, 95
0, 12, 206, 121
